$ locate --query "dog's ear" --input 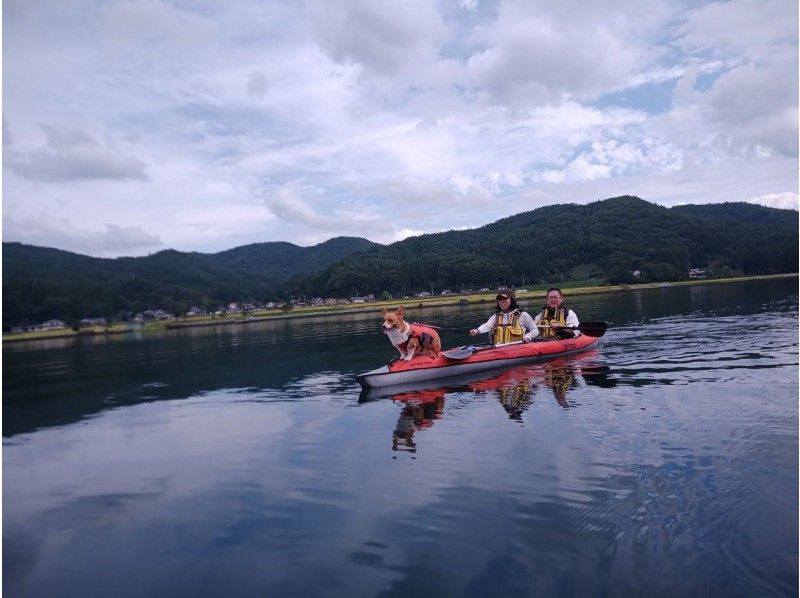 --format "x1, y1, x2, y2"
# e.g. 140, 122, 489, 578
381, 307, 387, 316
397, 305, 405, 317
